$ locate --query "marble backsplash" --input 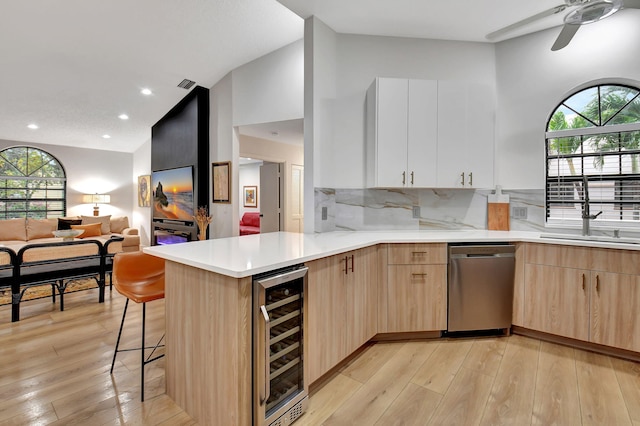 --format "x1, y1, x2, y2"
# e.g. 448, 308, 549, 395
314, 187, 546, 233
